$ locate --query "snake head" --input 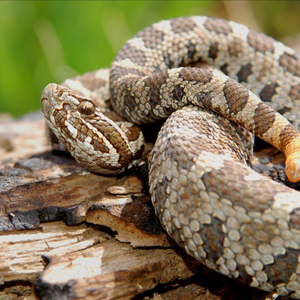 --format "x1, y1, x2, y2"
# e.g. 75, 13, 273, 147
41, 83, 144, 174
